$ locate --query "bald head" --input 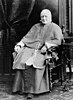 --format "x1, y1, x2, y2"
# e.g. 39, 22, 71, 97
40, 9, 52, 25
